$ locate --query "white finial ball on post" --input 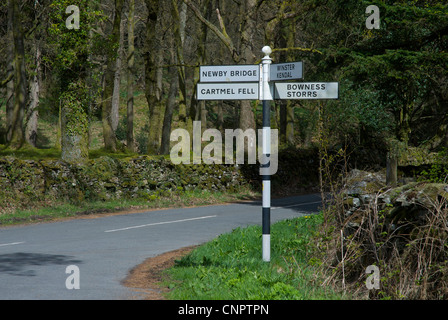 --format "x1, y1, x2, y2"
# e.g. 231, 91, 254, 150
262, 46, 272, 57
